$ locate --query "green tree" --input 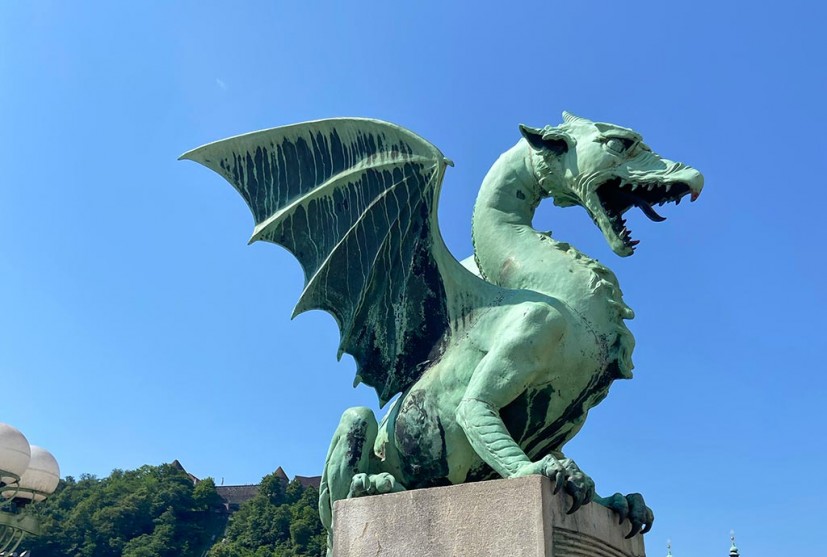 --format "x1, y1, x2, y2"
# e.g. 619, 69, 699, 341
23, 463, 224, 557
207, 476, 325, 557
193, 477, 223, 511
20, 463, 325, 557
259, 471, 286, 505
